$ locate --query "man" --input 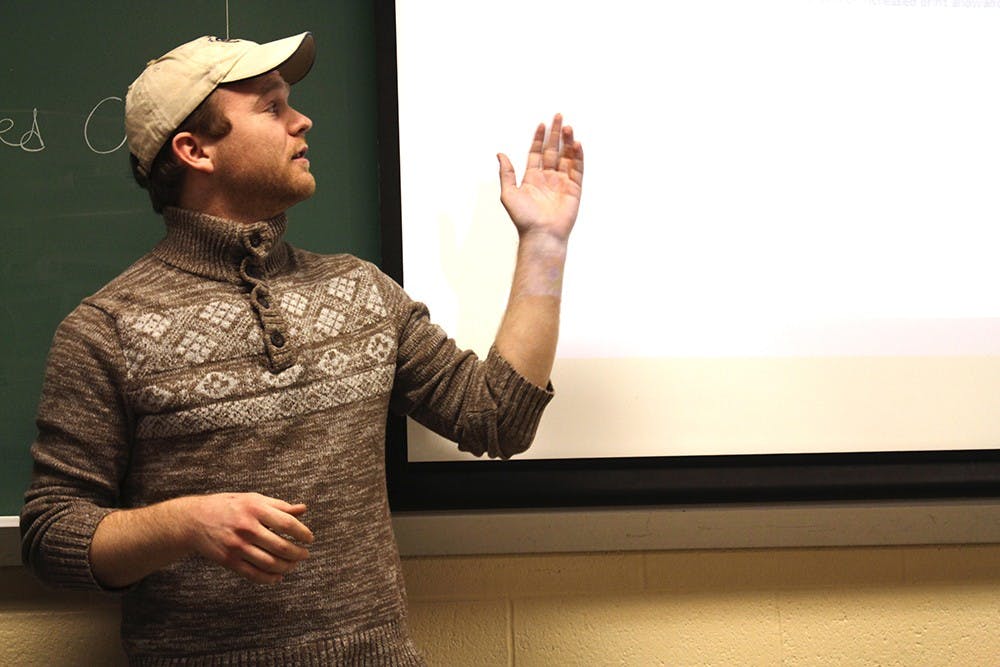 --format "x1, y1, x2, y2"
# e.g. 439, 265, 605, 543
20, 32, 582, 665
